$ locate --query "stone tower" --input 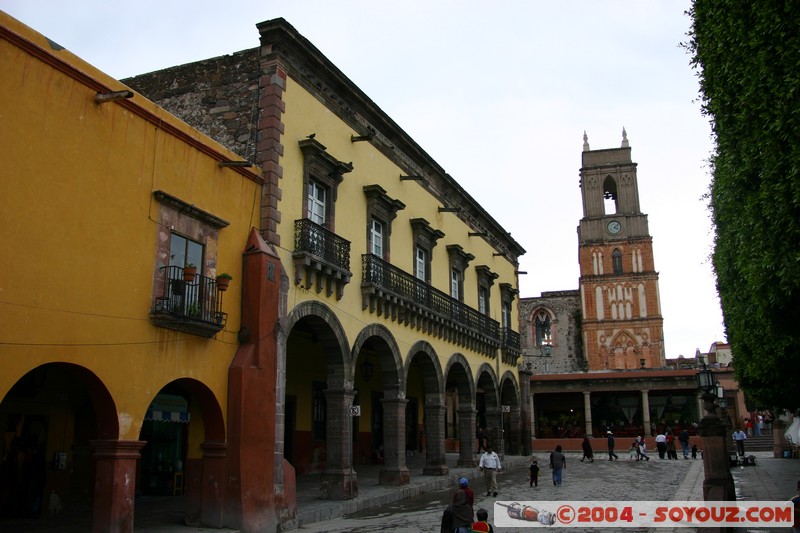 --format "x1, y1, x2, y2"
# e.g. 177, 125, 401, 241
577, 130, 665, 370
